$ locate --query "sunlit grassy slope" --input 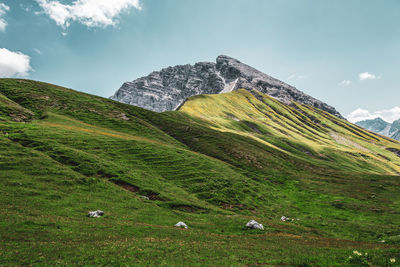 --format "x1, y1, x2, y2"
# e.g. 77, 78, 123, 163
179, 89, 400, 175
0, 79, 399, 266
